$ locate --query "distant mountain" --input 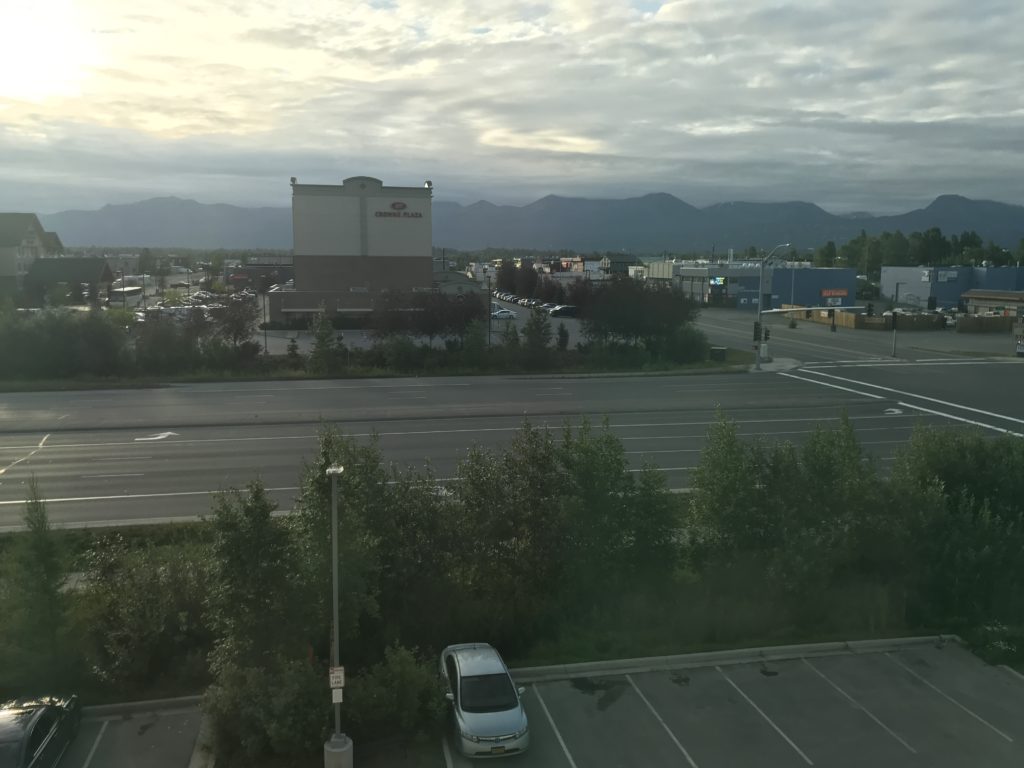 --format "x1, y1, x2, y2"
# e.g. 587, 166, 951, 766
39, 193, 1024, 253
40, 197, 292, 250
